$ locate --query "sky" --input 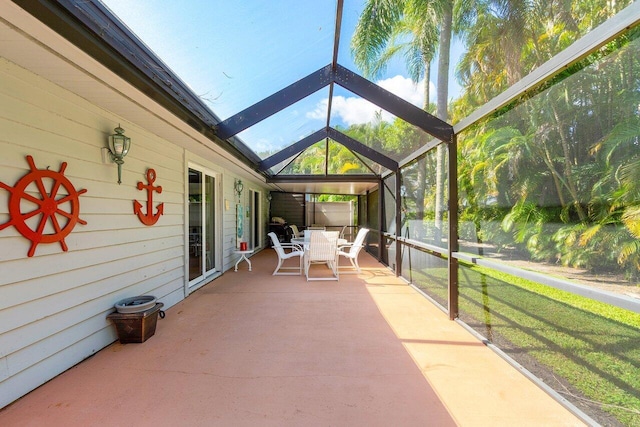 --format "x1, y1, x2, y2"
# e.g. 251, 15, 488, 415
100, 0, 463, 157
